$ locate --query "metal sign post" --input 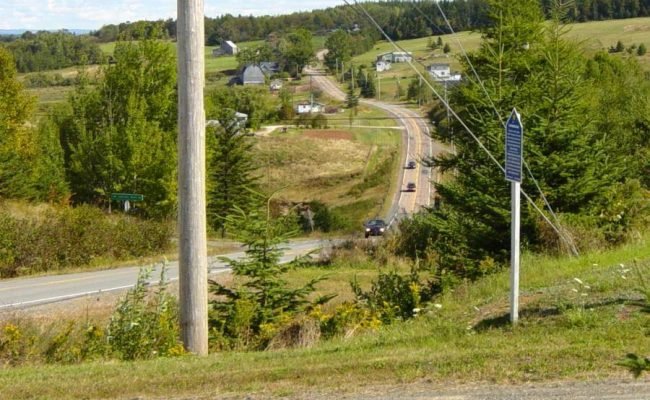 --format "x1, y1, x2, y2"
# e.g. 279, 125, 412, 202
505, 108, 523, 324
